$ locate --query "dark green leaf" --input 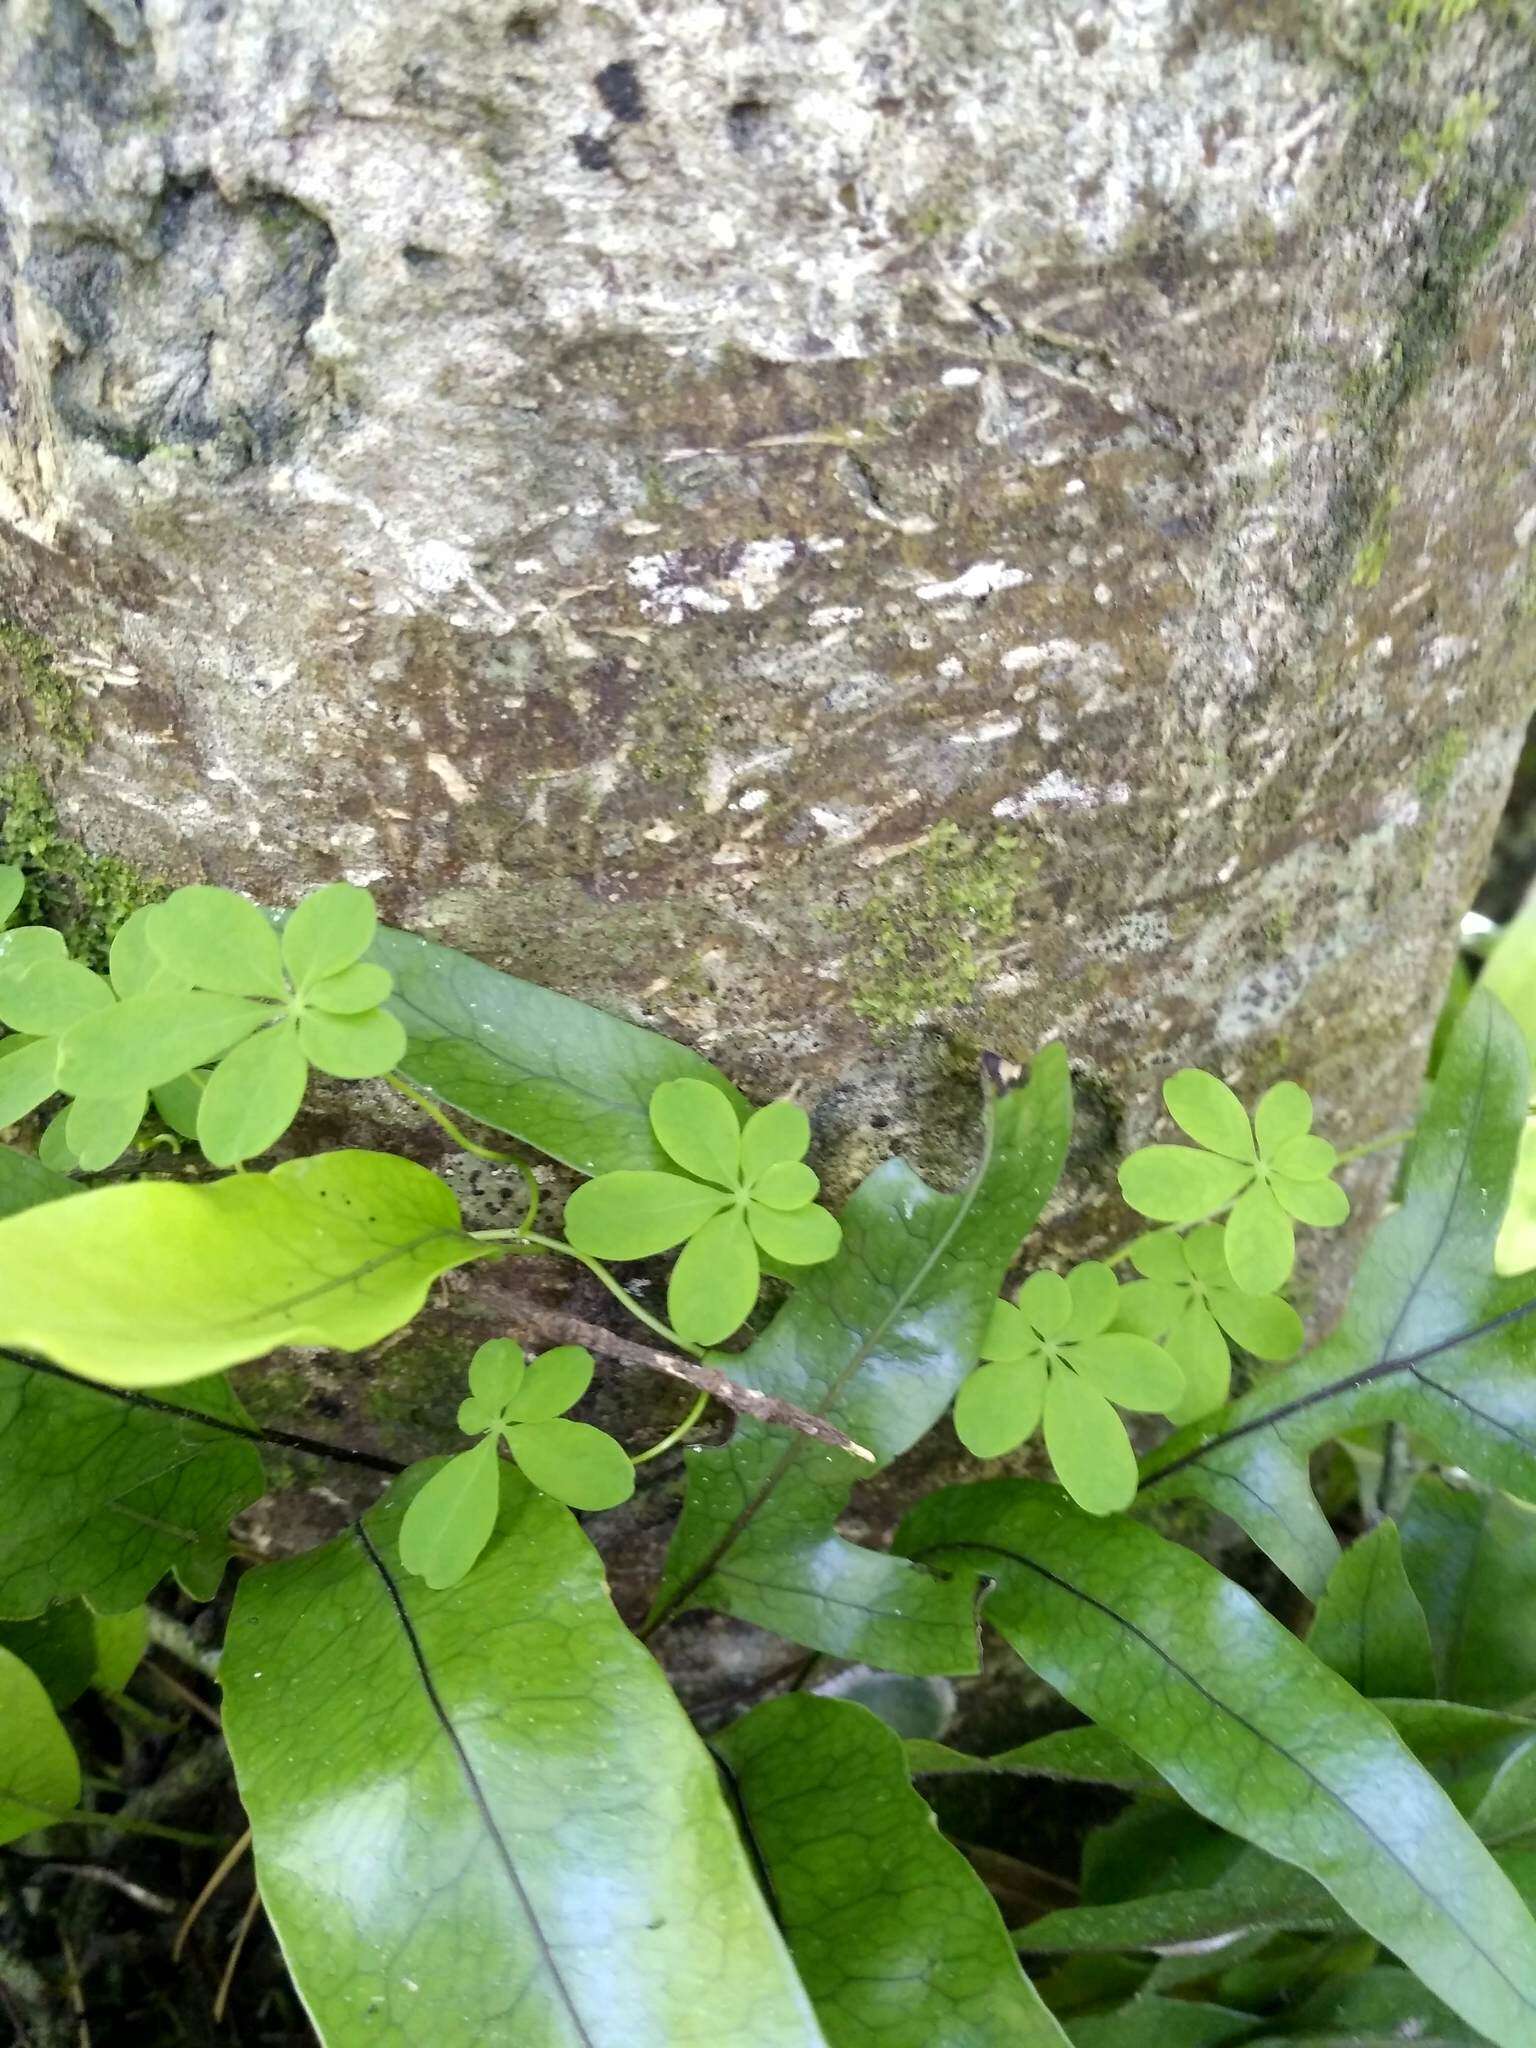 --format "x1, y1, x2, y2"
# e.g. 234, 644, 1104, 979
647, 1050, 1072, 1673
222, 1467, 823, 2047
895, 1479, 1536, 2048
715, 1695, 1070, 2046
1241, 1964, 1485, 2044
0, 1359, 264, 1616
1019, 1850, 1348, 1954
1398, 1476, 1536, 1707
1305, 1521, 1436, 1699
1140, 993, 1536, 1596
1066, 1997, 1256, 2047
372, 924, 746, 1176
906, 1727, 1165, 1795
0, 1603, 98, 1708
